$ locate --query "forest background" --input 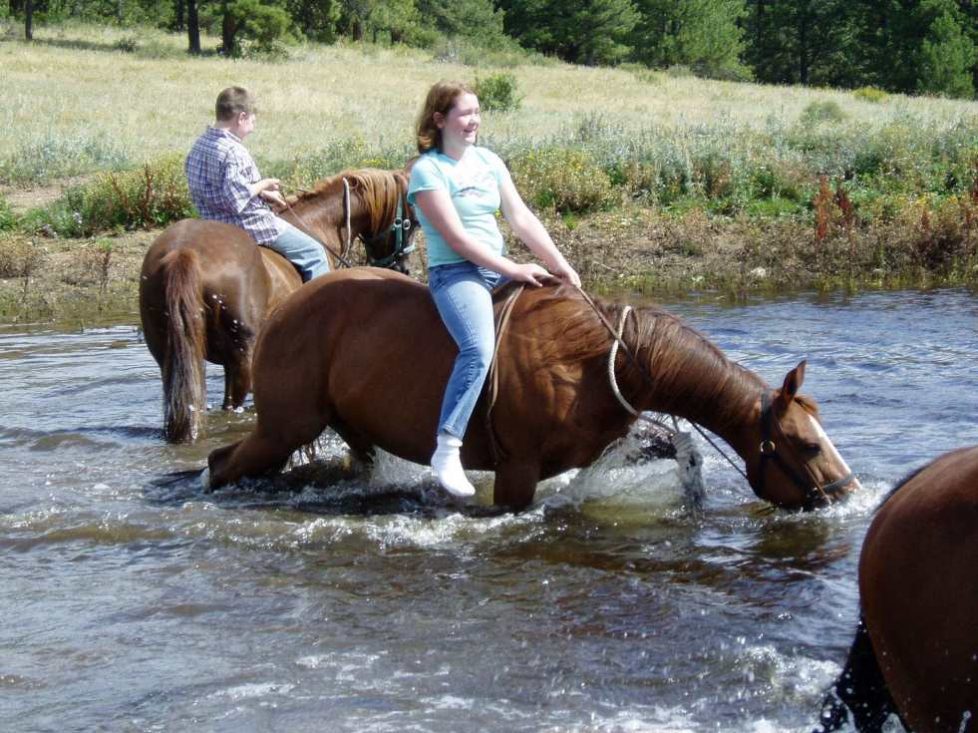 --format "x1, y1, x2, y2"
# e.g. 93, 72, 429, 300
9, 0, 978, 97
